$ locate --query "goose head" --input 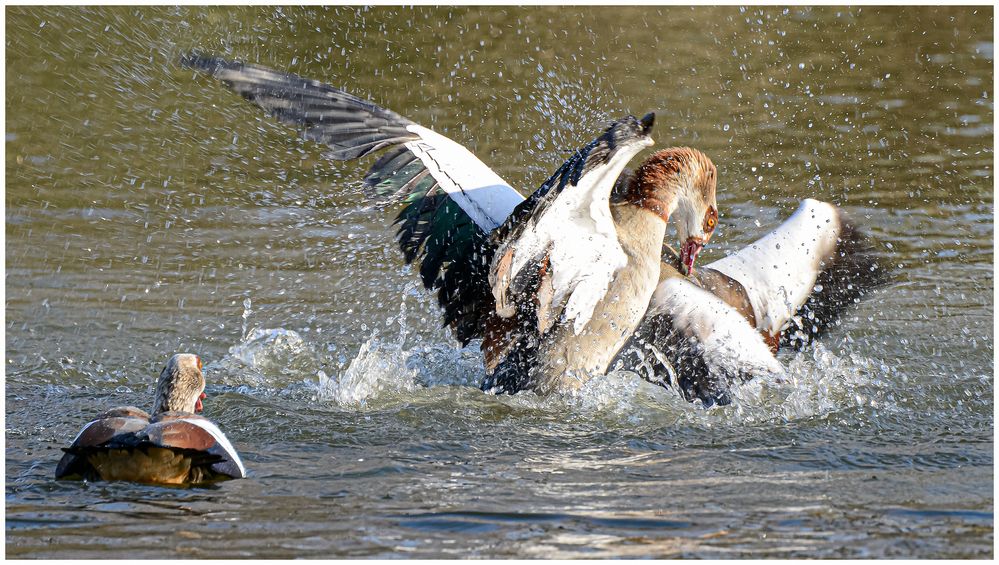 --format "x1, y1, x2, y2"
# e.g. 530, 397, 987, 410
151, 353, 207, 415
631, 147, 718, 274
